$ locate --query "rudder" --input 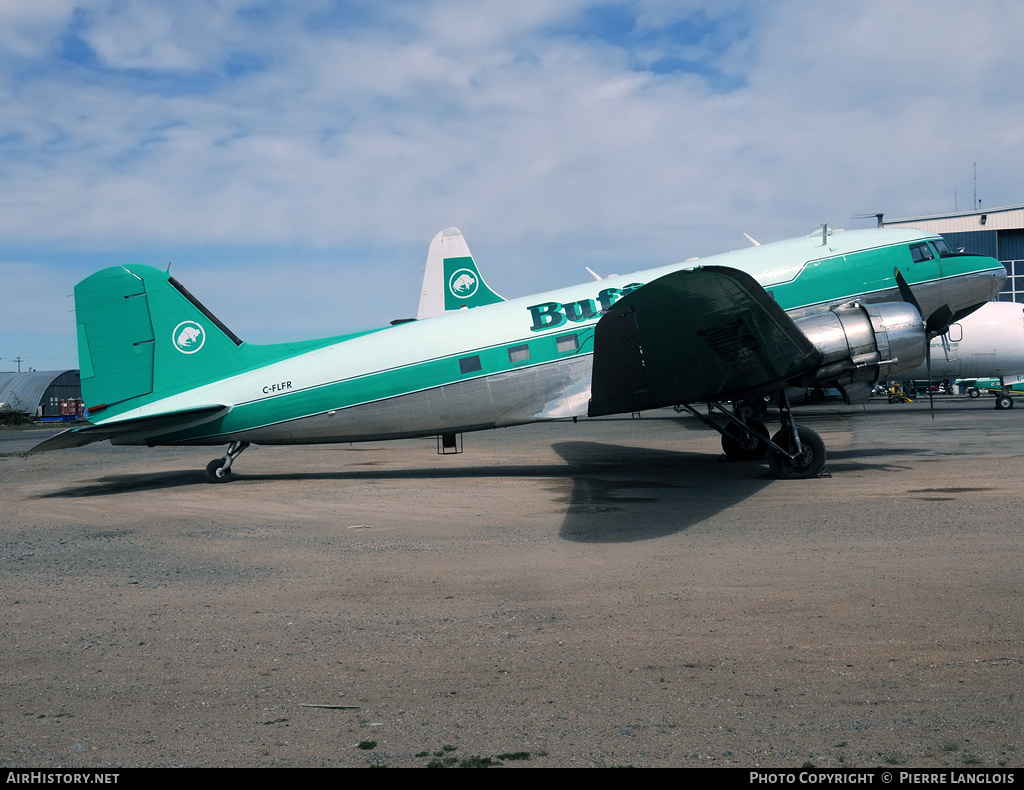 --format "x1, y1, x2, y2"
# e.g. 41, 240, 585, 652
75, 265, 244, 413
